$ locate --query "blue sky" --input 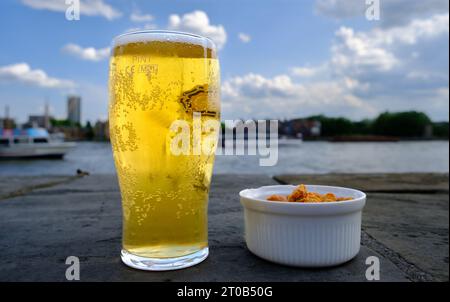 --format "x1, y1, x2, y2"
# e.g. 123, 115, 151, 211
0, 0, 448, 124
